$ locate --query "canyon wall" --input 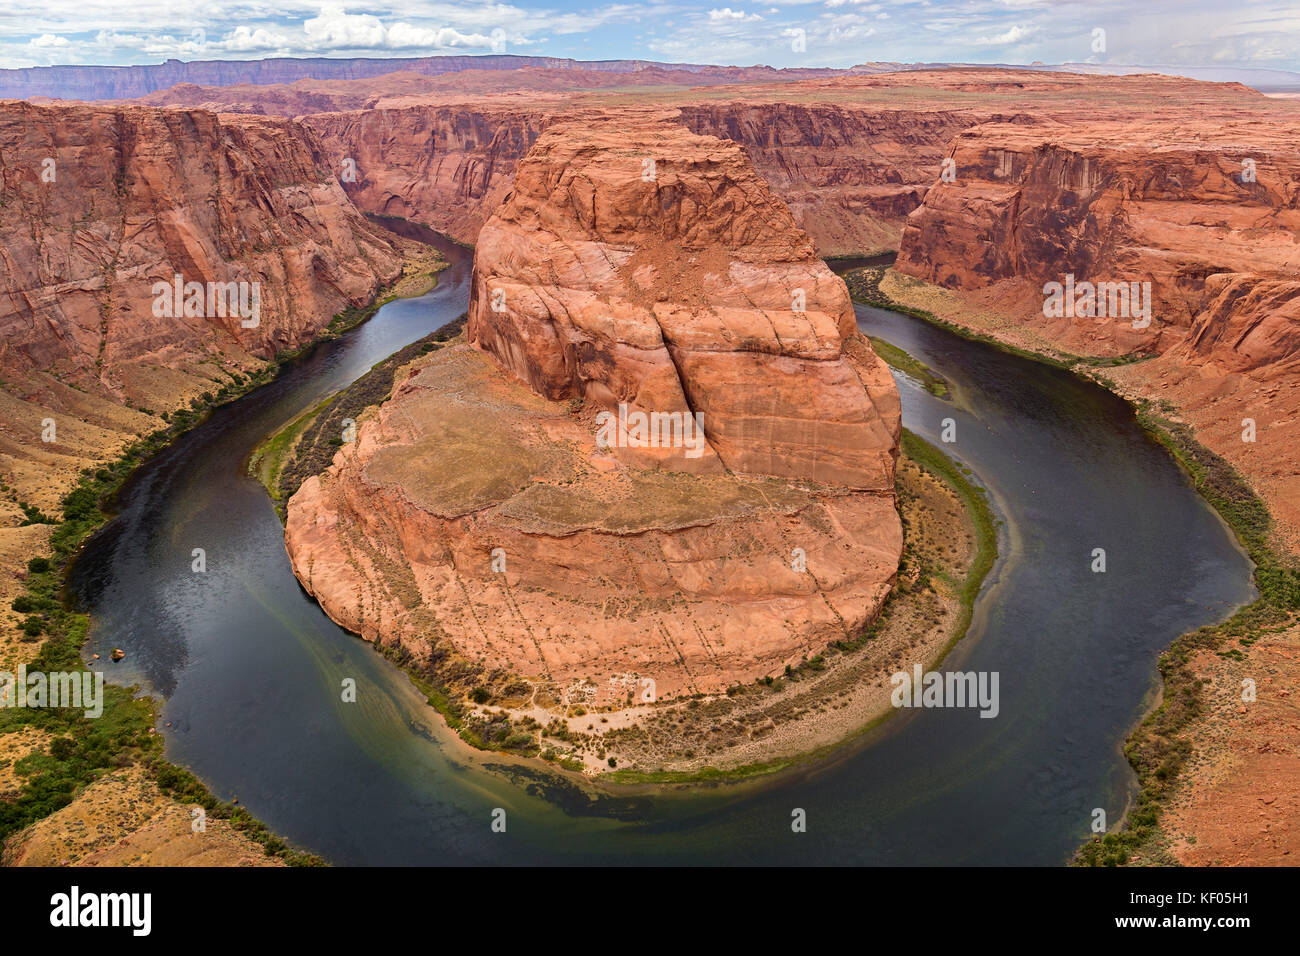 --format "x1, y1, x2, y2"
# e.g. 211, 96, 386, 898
286, 118, 902, 705
304, 106, 553, 243
892, 110, 1300, 544
0, 100, 405, 512
306, 101, 976, 255
896, 117, 1300, 357
677, 103, 980, 256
